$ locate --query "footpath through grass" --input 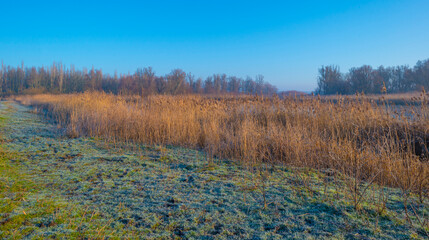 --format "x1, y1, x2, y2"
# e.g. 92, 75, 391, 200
0, 100, 428, 239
